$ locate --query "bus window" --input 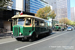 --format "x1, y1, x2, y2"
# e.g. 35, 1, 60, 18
35, 19, 39, 26
17, 18, 25, 25
40, 21, 44, 26
25, 18, 31, 25
45, 21, 48, 27
13, 18, 17, 25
